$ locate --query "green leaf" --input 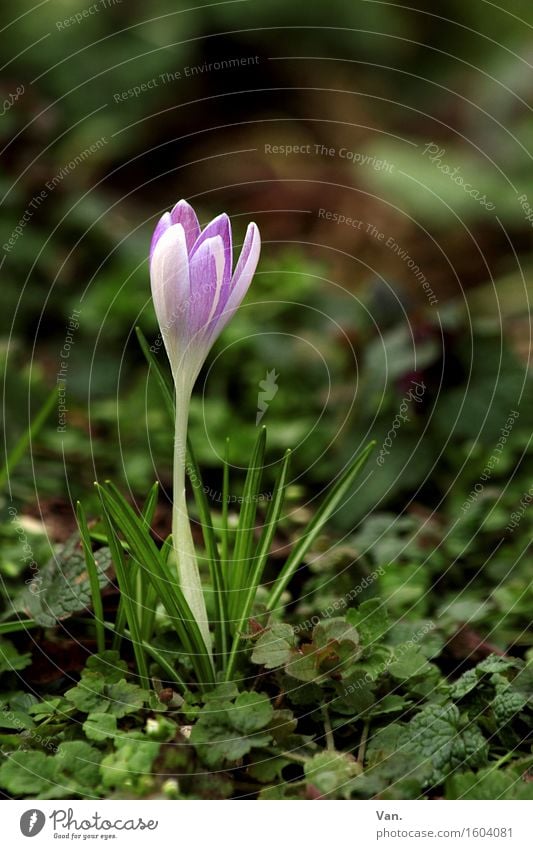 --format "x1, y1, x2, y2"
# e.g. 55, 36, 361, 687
491, 690, 528, 727
83, 713, 118, 742
228, 426, 267, 622
97, 482, 214, 686
0, 741, 102, 799
451, 669, 479, 700
76, 501, 105, 653
248, 755, 290, 783
0, 386, 57, 490
65, 662, 147, 718
106, 679, 147, 717
100, 731, 161, 790
0, 638, 31, 674
190, 690, 274, 769
387, 647, 431, 680
251, 623, 296, 669
226, 692, 274, 734
186, 437, 227, 667
304, 751, 361, 798
267, 441, 375, 610
0, 708, 34, 730
346, 598, 390, 644
0, 750, 57, 796
476, 655, 522, 674
446, 767, 533, 800
135, 326, 174, 421
23, 534, 111, 628
97, 503, 150, 688
226, 447, 291, 680
404, 703, 488, 785
84, 650, 128, 683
